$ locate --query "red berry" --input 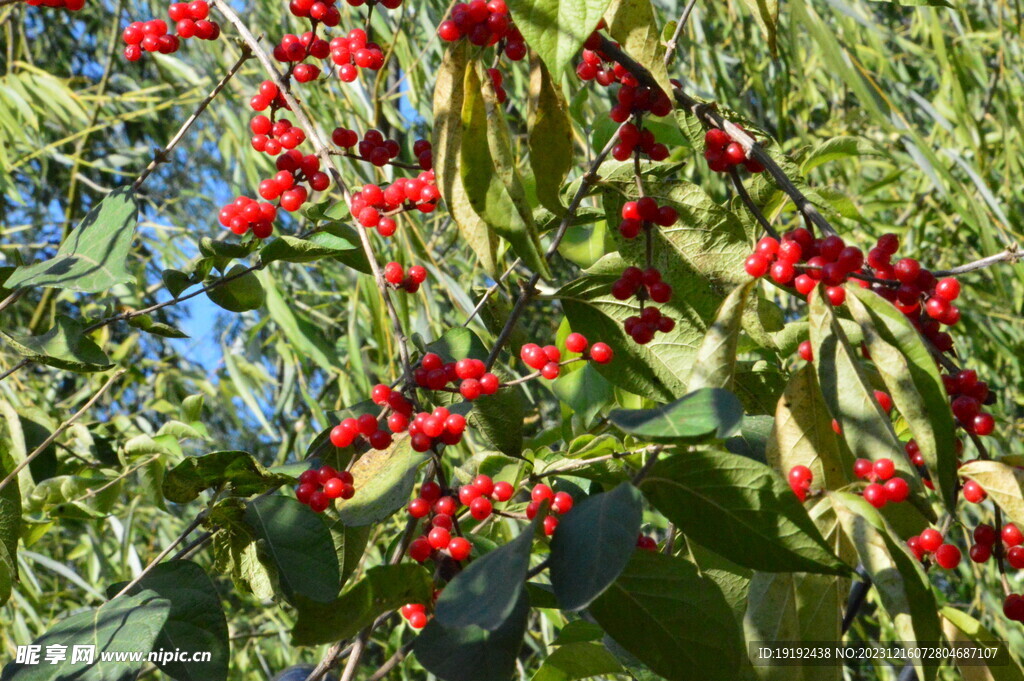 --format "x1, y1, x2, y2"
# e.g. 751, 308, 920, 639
427, 527, 451, 550
409, 537, 433, 562
295, 482, 317, 504
589, 342, 613, 364
543, 515, 559, 536
565, 332, 588, 354
744, 253, 770, 278
323, 477, 347, 498
873, 458, 895, 481
907, 536, 925, 561
308, 490, 330, 513
419, 481, 441, 501
974, 524, 997, 545
919, 528, 943, 553
448, 537, 472, 561
408, 497, 430, 518
472, 475, 494, 496
963, 480, 986, 503
973, 412, 995, 436
469, 496, 493, 520
934, 543, 961, 569
969, 543, 991, 563
894, 258, 921, 284
883, 477, 909, 503
1009, 546, 1024, 570
853, 458, 873, 479
492, 481, 513, 502
636, 536, 658, 551
798, 340, 813, 362
1005, 524, 1024, 547
863, 483, 887, 508
552, 491, 574, 514
874, 391, 893, 414
458, 484, 481, 506
935, 277, 960, 301
531, 484, 554, 503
